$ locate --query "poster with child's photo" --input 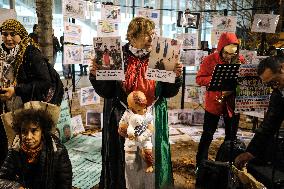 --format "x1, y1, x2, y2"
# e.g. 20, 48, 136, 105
93, 36, 124, 80
146, 36, 182, 83
86, 110, 103, 129
56, 100, 72, 143
80, 86, 100, 106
